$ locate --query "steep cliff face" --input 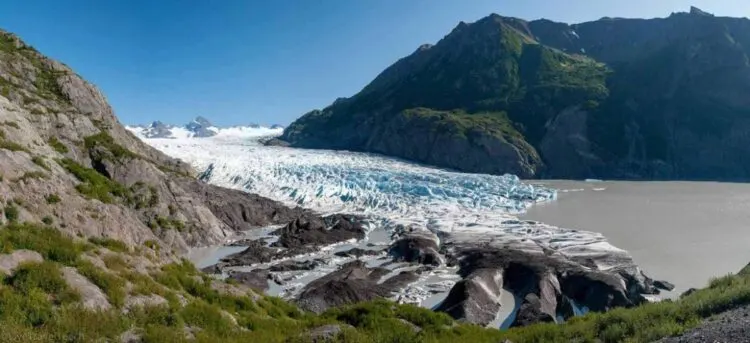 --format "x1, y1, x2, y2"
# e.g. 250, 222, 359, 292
281, 8, 750, 180
0, 30, 302, 252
